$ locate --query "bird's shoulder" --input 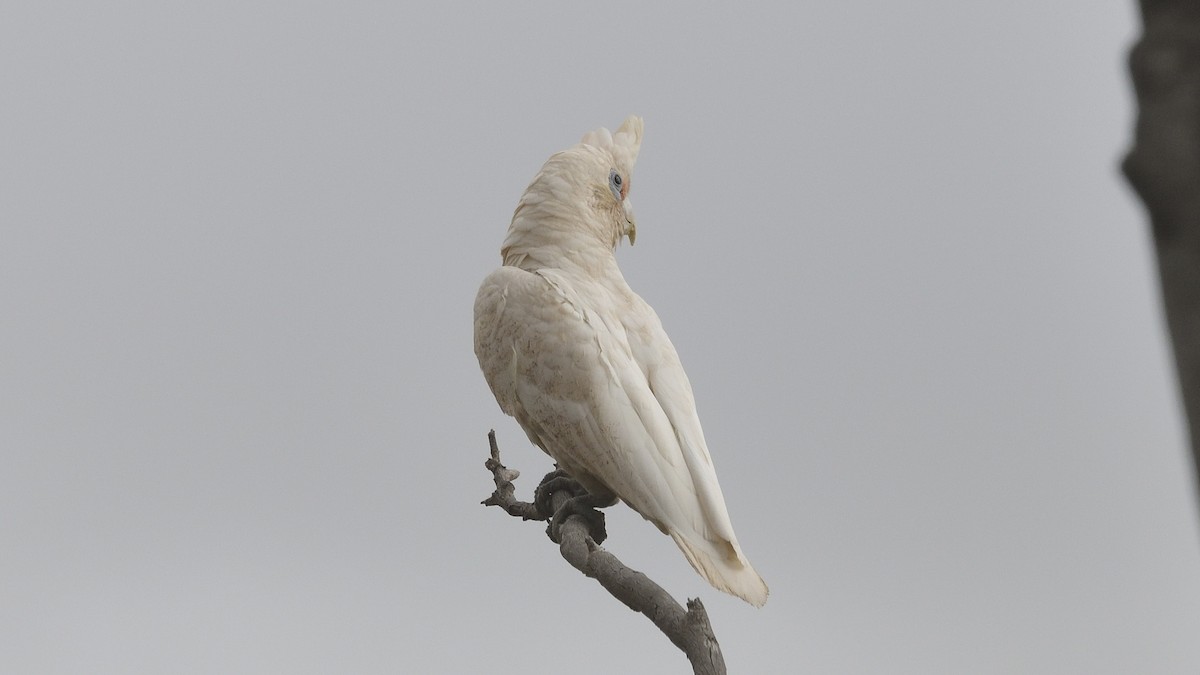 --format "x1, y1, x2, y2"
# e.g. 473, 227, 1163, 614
475, 265, 594, 327
478, 264, 650, 326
